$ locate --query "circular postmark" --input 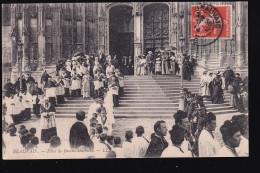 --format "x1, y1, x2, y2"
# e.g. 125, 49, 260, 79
191, 4, 224, 46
